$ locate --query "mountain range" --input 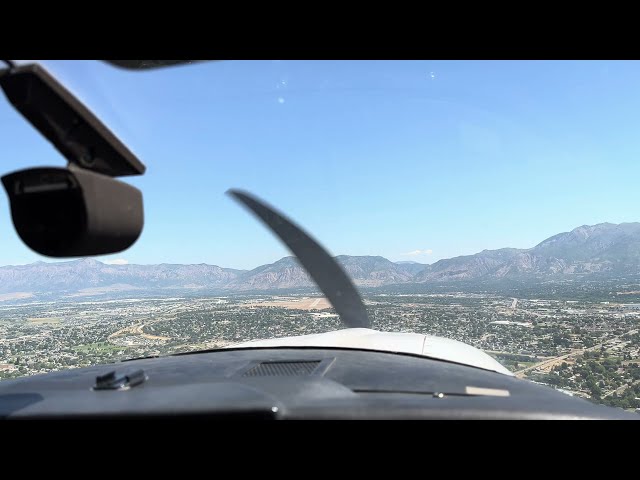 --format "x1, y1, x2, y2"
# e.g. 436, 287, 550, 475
2, 222, 640, 296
